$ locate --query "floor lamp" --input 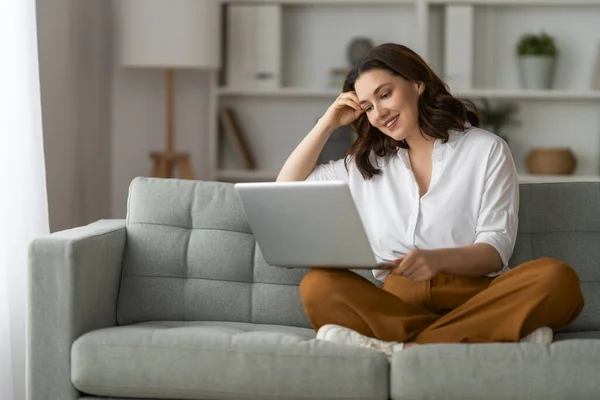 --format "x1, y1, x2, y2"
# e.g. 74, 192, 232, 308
117, 0, 221, 180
